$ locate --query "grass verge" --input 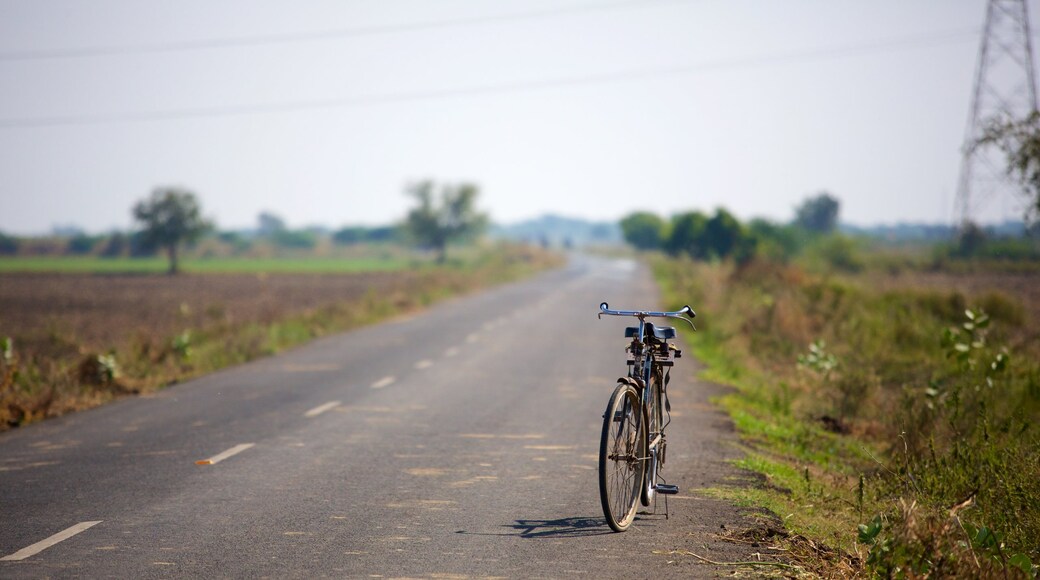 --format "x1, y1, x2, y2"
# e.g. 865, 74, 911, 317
653, 254, 1040, 578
